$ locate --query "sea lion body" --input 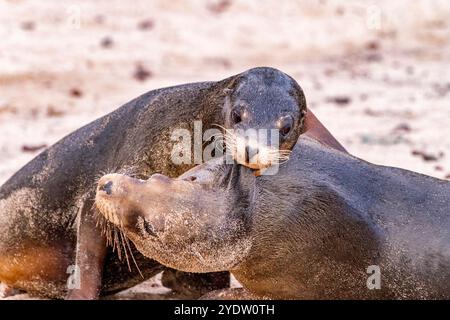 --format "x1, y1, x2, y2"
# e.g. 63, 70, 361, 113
96, 137, 450, 299
0, 82, 212, 298
0, 67, 309, 298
